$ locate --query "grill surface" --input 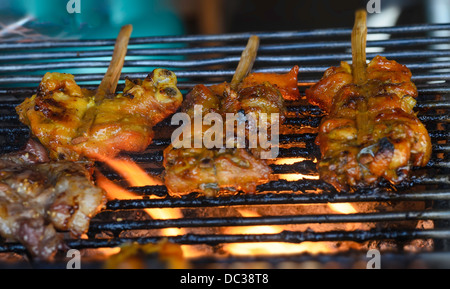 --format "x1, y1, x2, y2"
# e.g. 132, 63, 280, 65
0, 23, 449, 266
